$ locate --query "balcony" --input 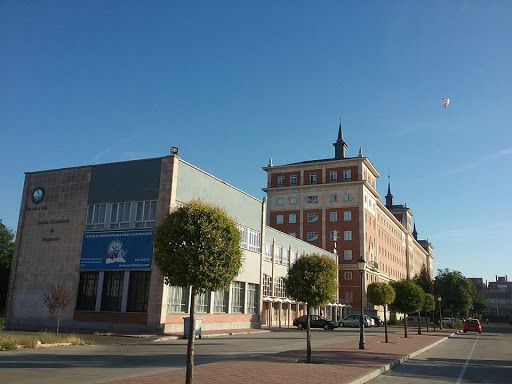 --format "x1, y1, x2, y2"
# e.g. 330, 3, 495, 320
368, 261, 379, 270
